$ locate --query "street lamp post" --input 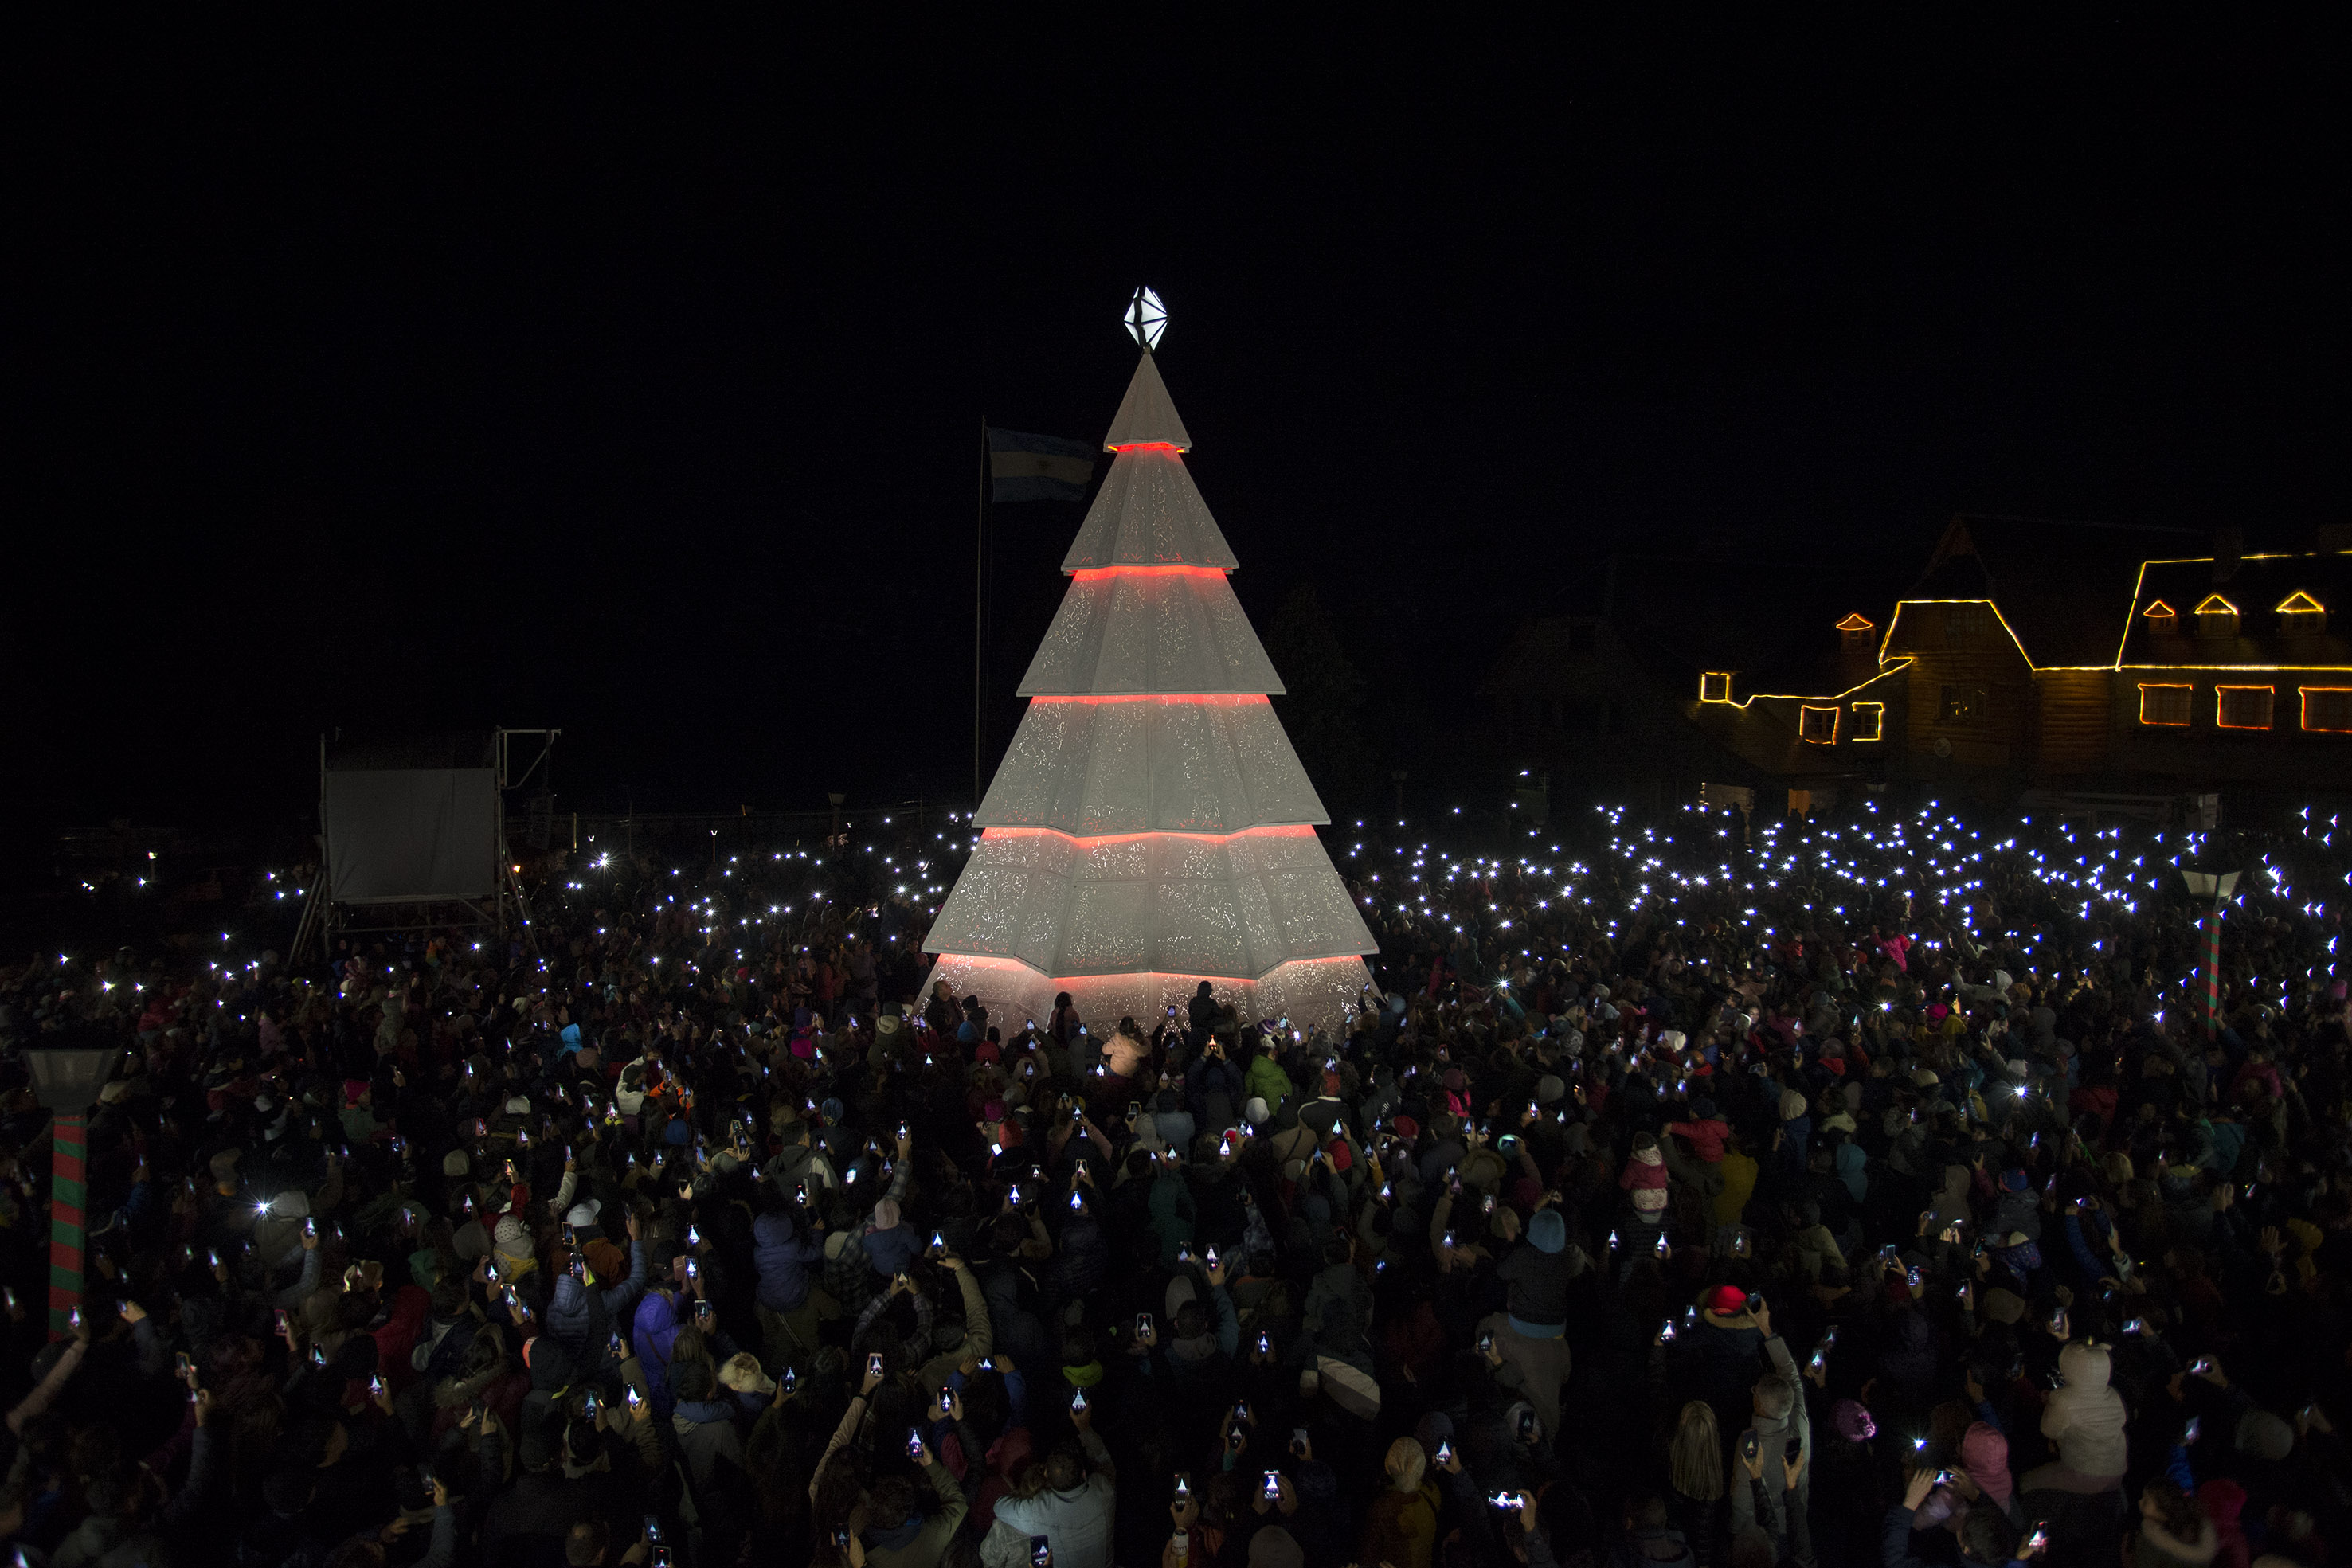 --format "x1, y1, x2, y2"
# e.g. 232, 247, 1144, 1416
24, 1049, 119, 1339
2179, 870, 2241, 1038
